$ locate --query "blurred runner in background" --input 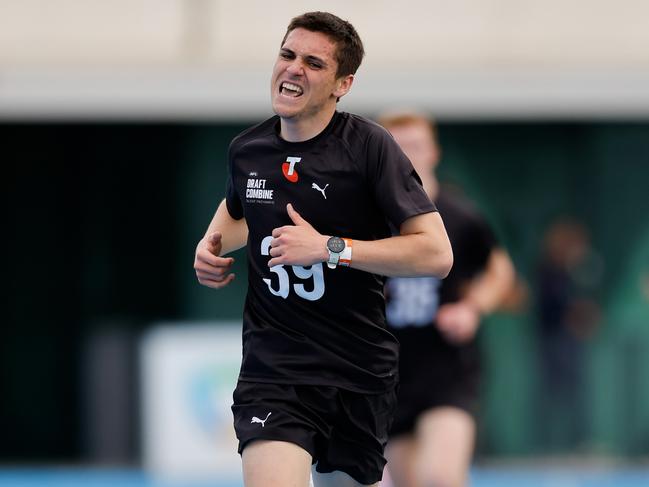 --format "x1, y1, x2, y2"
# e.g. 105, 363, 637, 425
378, 112, 515, 487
